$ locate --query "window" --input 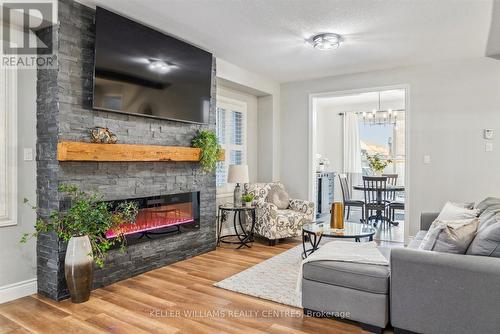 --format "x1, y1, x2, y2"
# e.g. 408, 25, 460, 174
216, 97, 247, 193
0, 68, 17, 227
